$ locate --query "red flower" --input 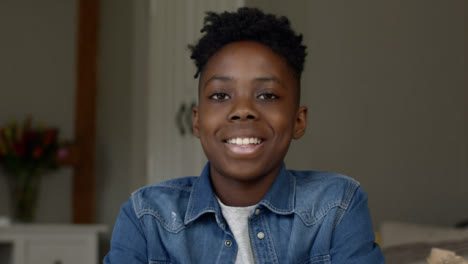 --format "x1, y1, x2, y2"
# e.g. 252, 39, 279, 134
15, 143, 26, 157
32, 147, 43, 159
44, 129, 57, 146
